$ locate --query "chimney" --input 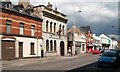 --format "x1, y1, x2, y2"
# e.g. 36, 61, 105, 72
19, 0, 30, 8
47, 2, 52, 9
